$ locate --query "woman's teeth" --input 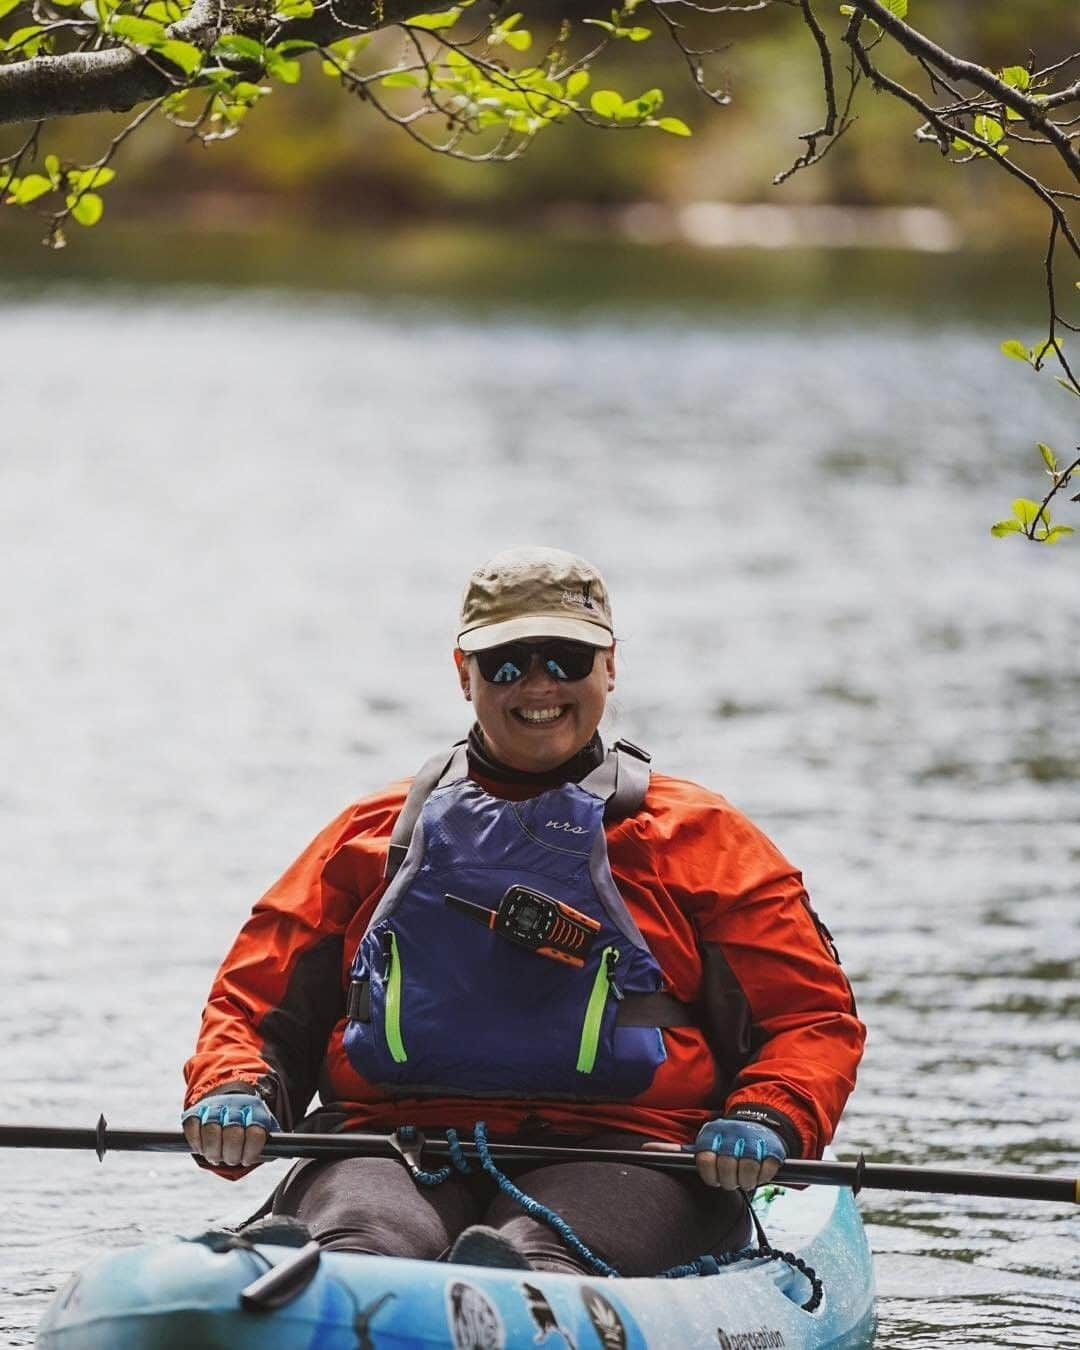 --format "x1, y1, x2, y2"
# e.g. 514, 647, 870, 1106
516, 707, 566, 723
